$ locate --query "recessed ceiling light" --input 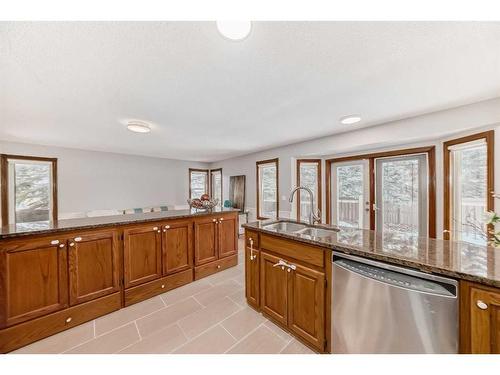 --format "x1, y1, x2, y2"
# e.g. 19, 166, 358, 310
340, 115, 362, 125
126, 120, 151, 133
216, 21, 252, 41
